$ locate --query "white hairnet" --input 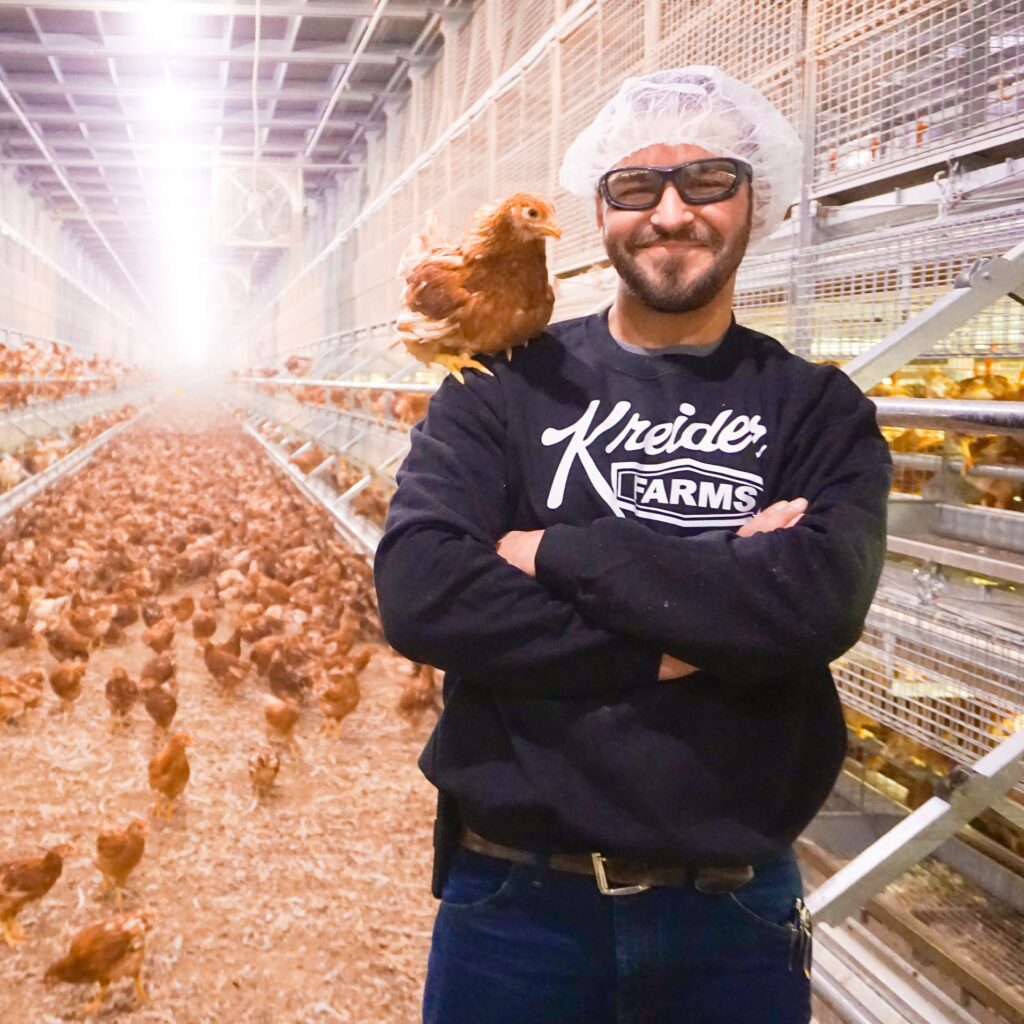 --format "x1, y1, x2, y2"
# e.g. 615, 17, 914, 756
559, 66, 803, 243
